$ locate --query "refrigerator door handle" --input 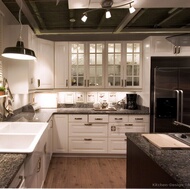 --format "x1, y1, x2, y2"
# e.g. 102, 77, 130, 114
179, 90, 183, 122
175, 90, 180, 121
